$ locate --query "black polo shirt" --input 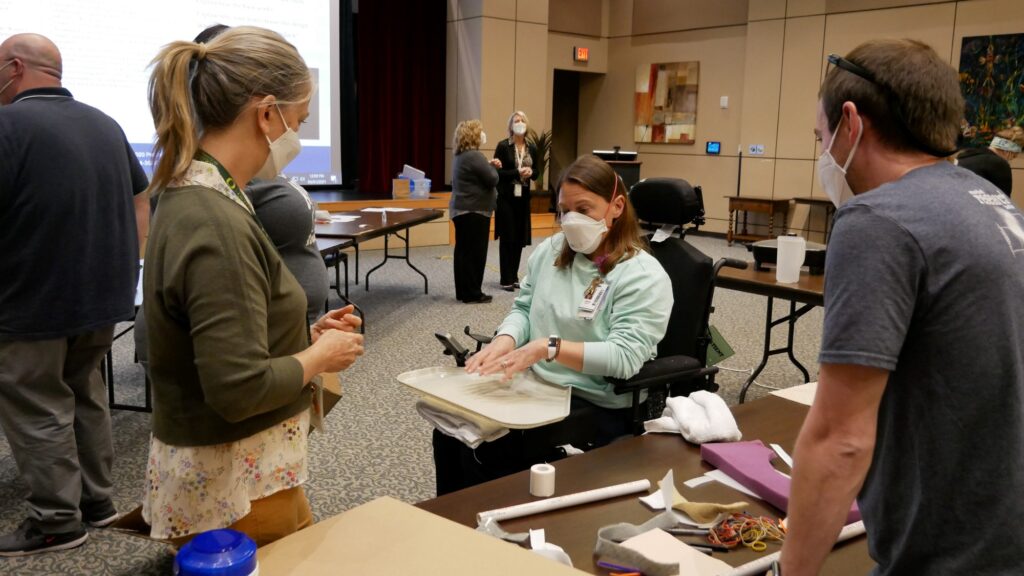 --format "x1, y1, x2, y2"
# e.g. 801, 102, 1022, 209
0, 87, 148, 340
